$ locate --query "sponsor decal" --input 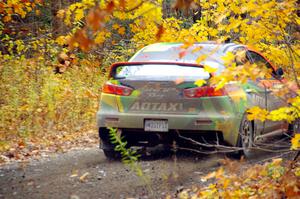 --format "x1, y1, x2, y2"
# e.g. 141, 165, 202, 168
130, 102, 184, 112
251, 94, 265, 107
